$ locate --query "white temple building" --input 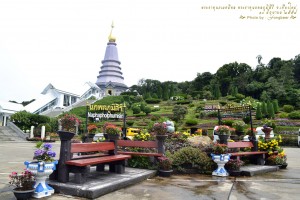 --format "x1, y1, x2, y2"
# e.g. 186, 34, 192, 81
0, 23, 128, 122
